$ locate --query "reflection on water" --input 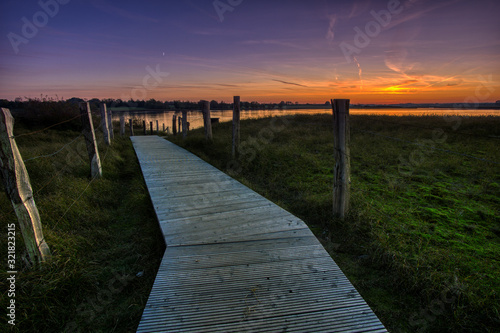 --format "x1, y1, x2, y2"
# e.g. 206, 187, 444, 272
112, 108, 499, 131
